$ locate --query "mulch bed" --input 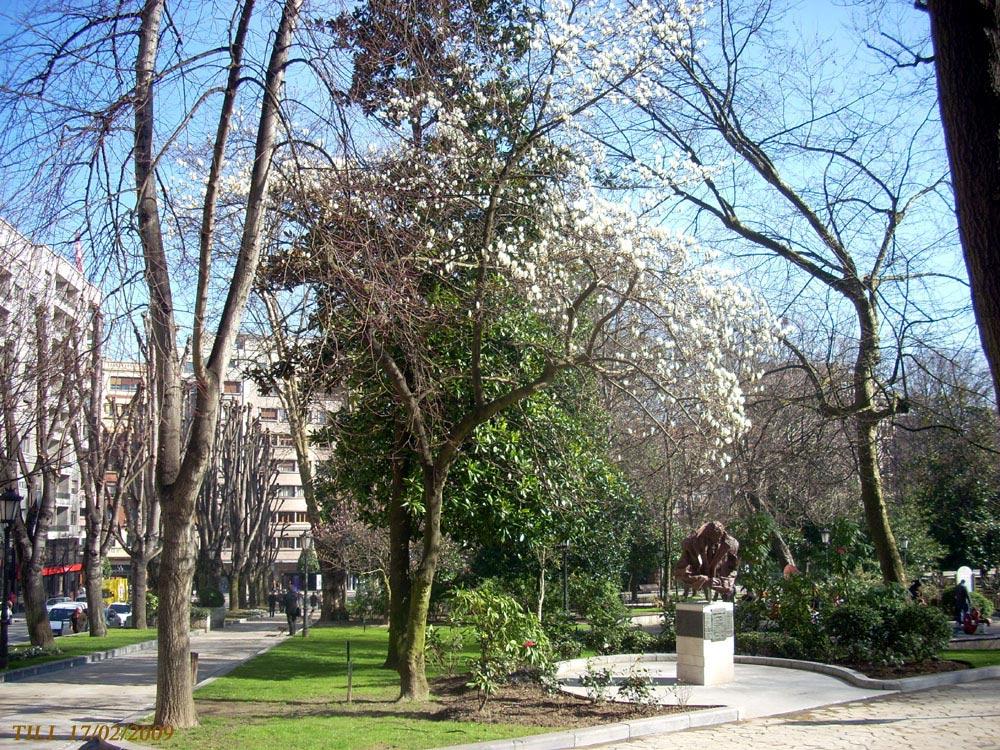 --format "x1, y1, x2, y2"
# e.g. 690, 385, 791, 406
431, 675, 687, 727
847, 657, 969, 679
